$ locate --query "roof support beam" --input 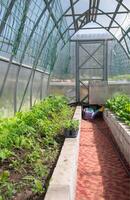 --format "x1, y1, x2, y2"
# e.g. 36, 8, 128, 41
91, 0, 97, 21
94, 0, 100, 21
65, 11, 129, 17
44, 0, 65, 44
69, 0, 77, 32
89, 0, 92, 21
0, 0, 16, 35
119, 27, 130, 42
69, 26, 119, 30
108, 0, 123, 30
